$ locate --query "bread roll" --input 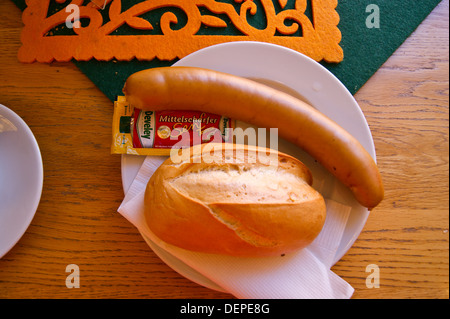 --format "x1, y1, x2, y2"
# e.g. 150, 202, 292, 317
144, 144, 326, 257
